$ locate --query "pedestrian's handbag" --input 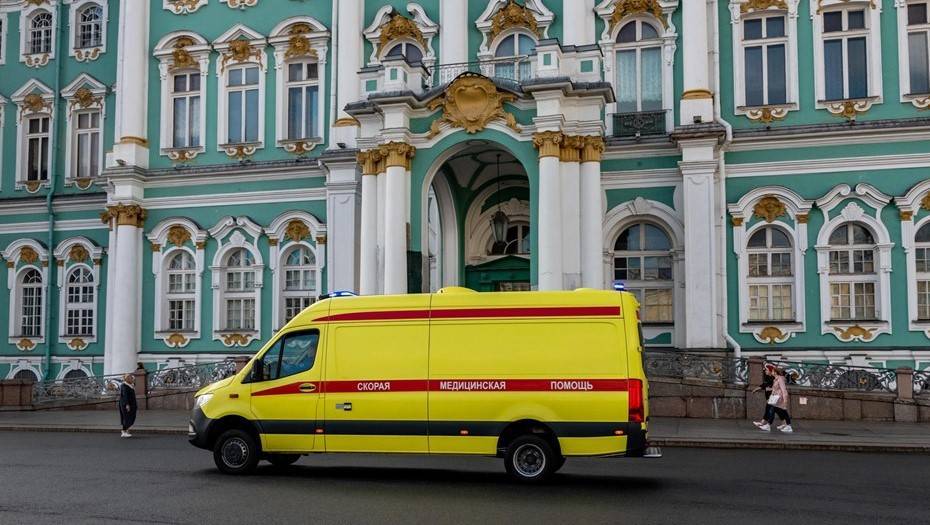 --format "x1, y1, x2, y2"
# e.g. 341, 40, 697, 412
767, 393, 780, 406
